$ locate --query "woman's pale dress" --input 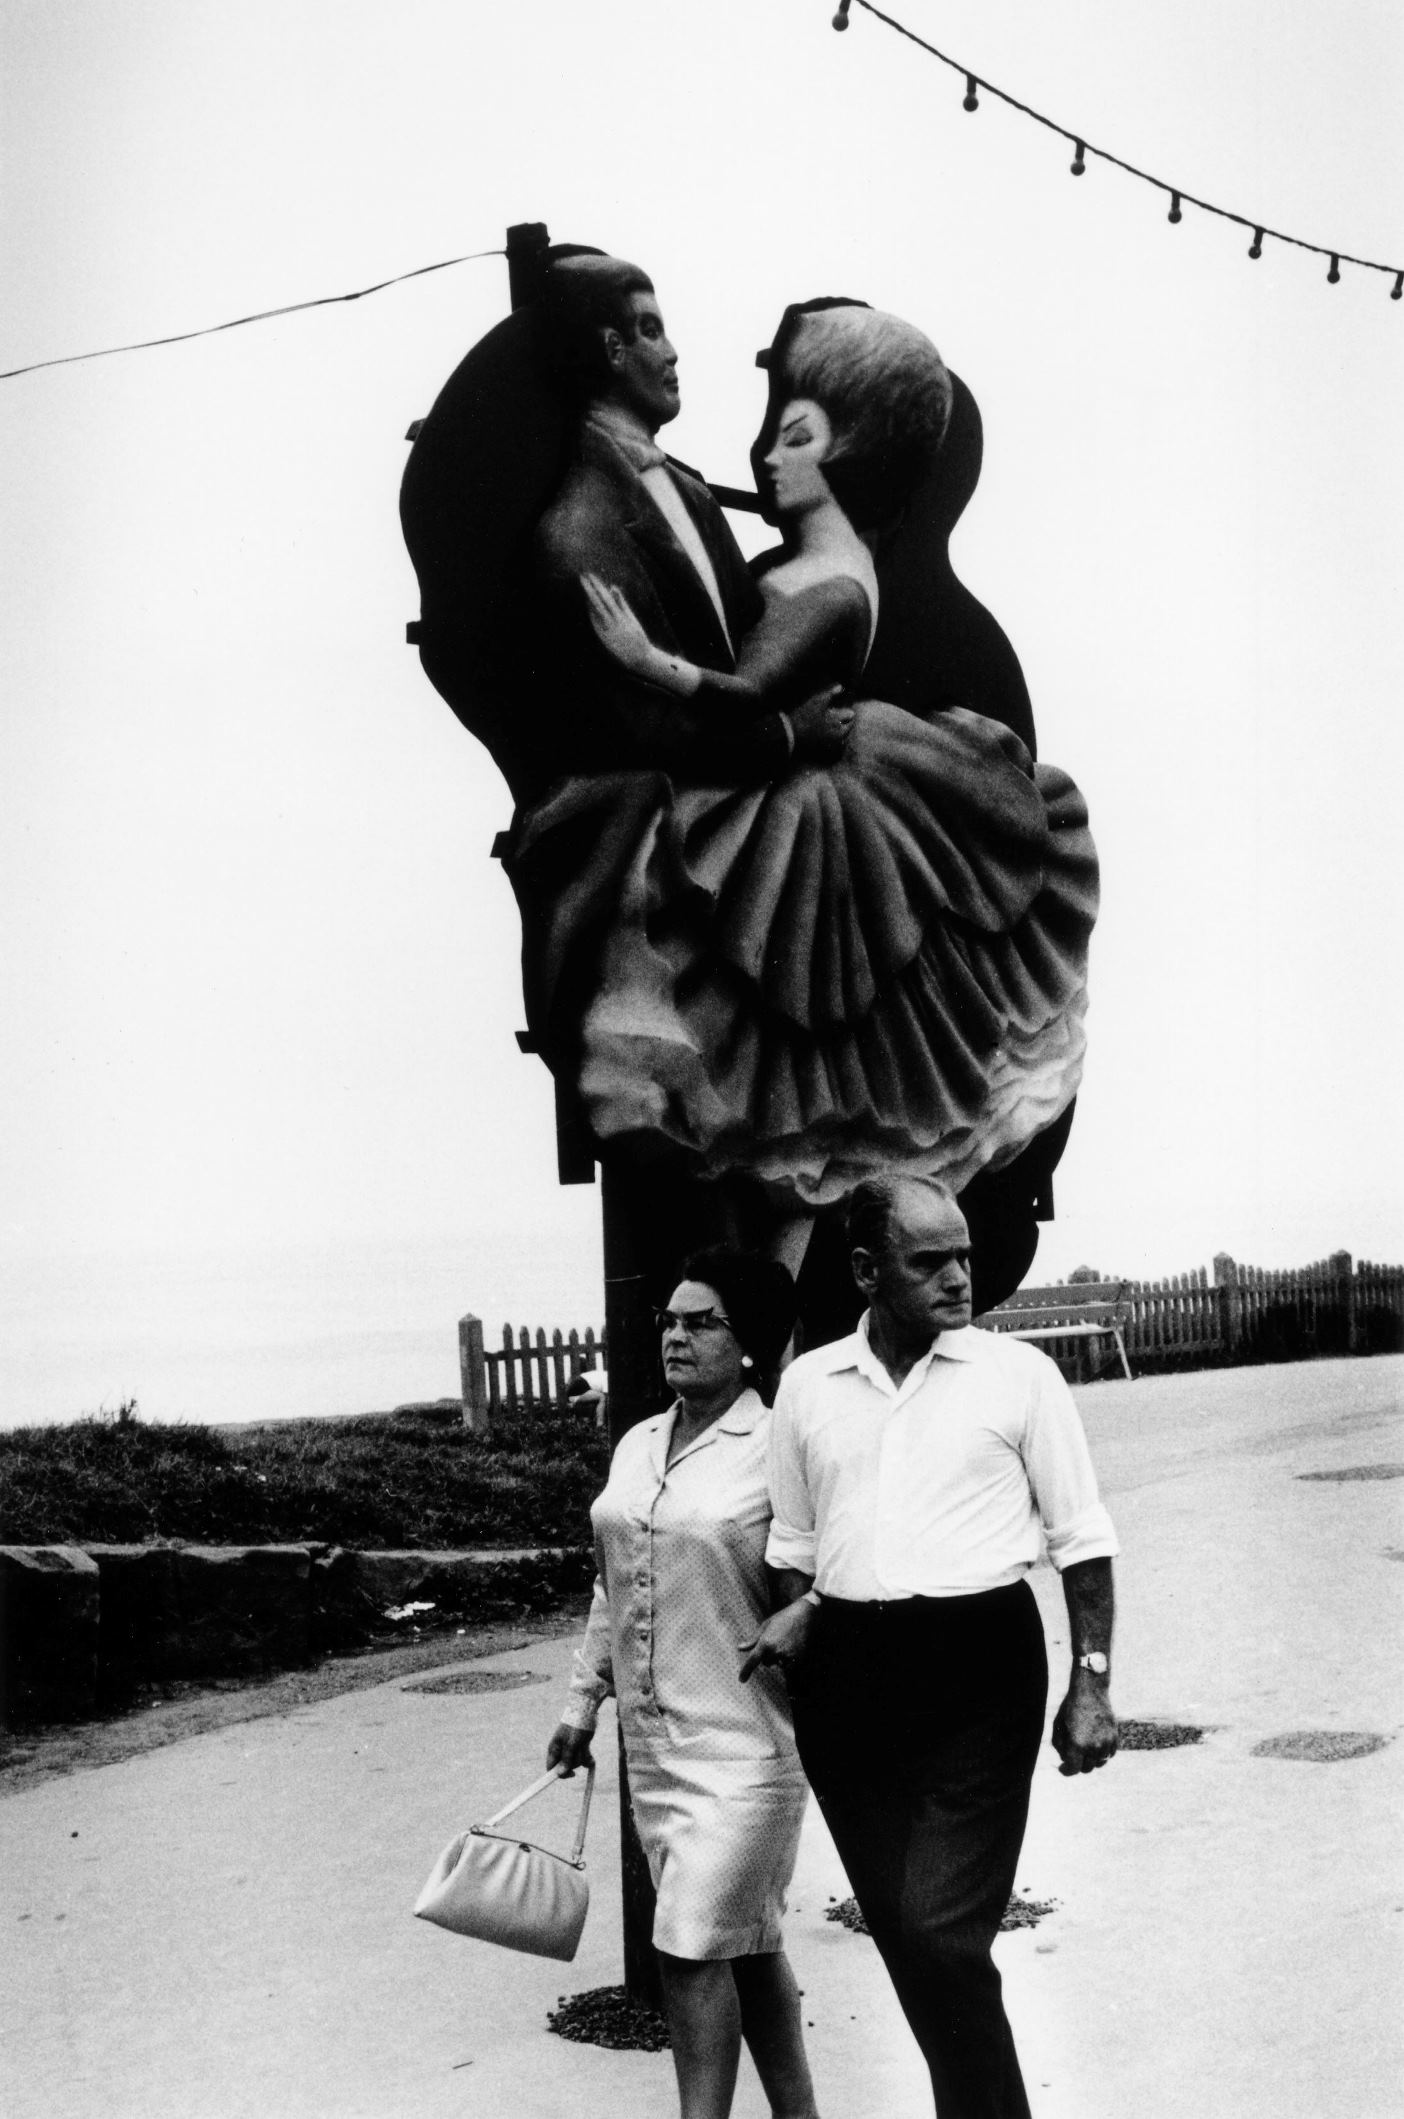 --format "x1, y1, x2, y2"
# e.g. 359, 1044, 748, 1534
560, 1388, 808, 1960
